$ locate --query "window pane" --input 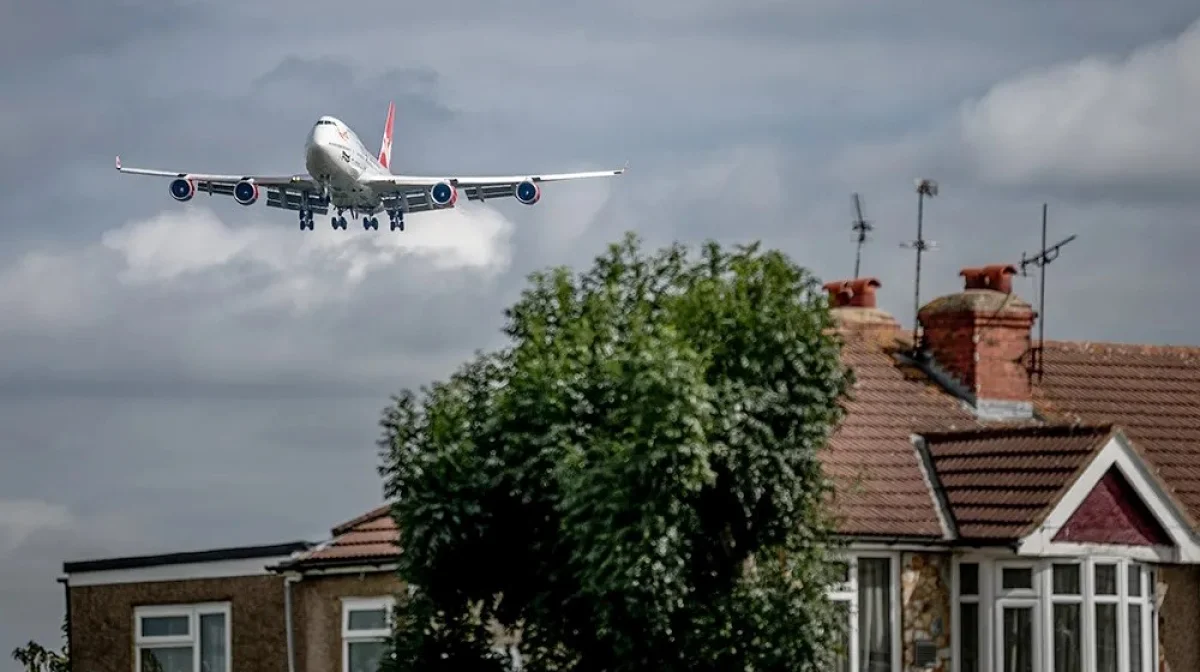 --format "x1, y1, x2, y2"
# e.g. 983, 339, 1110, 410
1002, 607, 1034, 672
832, 599, 851, 672
199, 613, 226, 672
1002, 567, 1033, 591
141, 616, 189, 638
1128, 565, 1142, 597
348, 608, 388, 631
1052, 564, 1080, 595
1095, 564, 1117, 595
858, 557, 891, 672
1128, 604, 1143, 672
140, 646, 193, 672
959, 563, 979, 596
348, 640, 388, 672
960, 603, 979, 672
1095, 603, 1118, 672
1052, 603, 1081, 672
